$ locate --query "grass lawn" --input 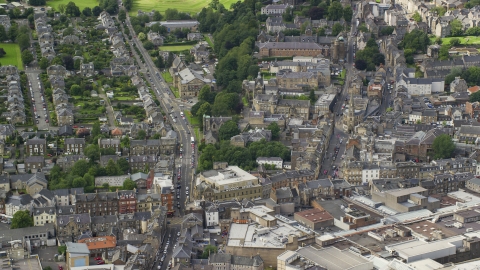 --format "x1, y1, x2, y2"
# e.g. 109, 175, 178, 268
205, 35, 213, 47
242, 96, 249, 107
430, 36, 480, 45
162, 72, 173, 83
171, 87, 179, 98
0, 43, 23, 70
46, 0, 99, 11
184, 110, 200, 126
130, 0, 237, 15
261, 72, 276, 79
159, 45, 194, 52
194, 127, 203, 141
